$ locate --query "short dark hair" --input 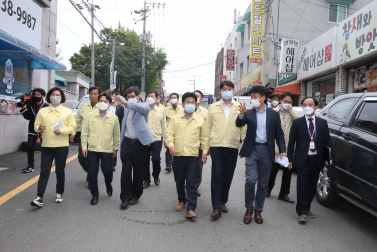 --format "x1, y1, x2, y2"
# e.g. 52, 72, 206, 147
110, 90, 119, 96
99, 92, 112, 103
89, 87, 101, 94
33, 88, 46, 96
194, 90, 204, 98
301, 96, 319, 106
182, 92, 197, 103
170, 93, 179, 99
280, 92, 294, 101
126, 86, 140, 96
271, 94, 280, 100
46, 87, 66, 103
219, 81, 234, 90
250, 85, 267, 97
147, 90, 159, 98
